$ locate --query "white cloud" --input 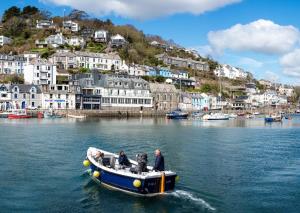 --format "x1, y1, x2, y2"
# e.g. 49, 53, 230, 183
264, 71, 279, 82
238, 57, 263, 68
40, 0, 241, 20
280, 49, 300, 77
208, 19, 300, 55
192, 45, 214, 57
